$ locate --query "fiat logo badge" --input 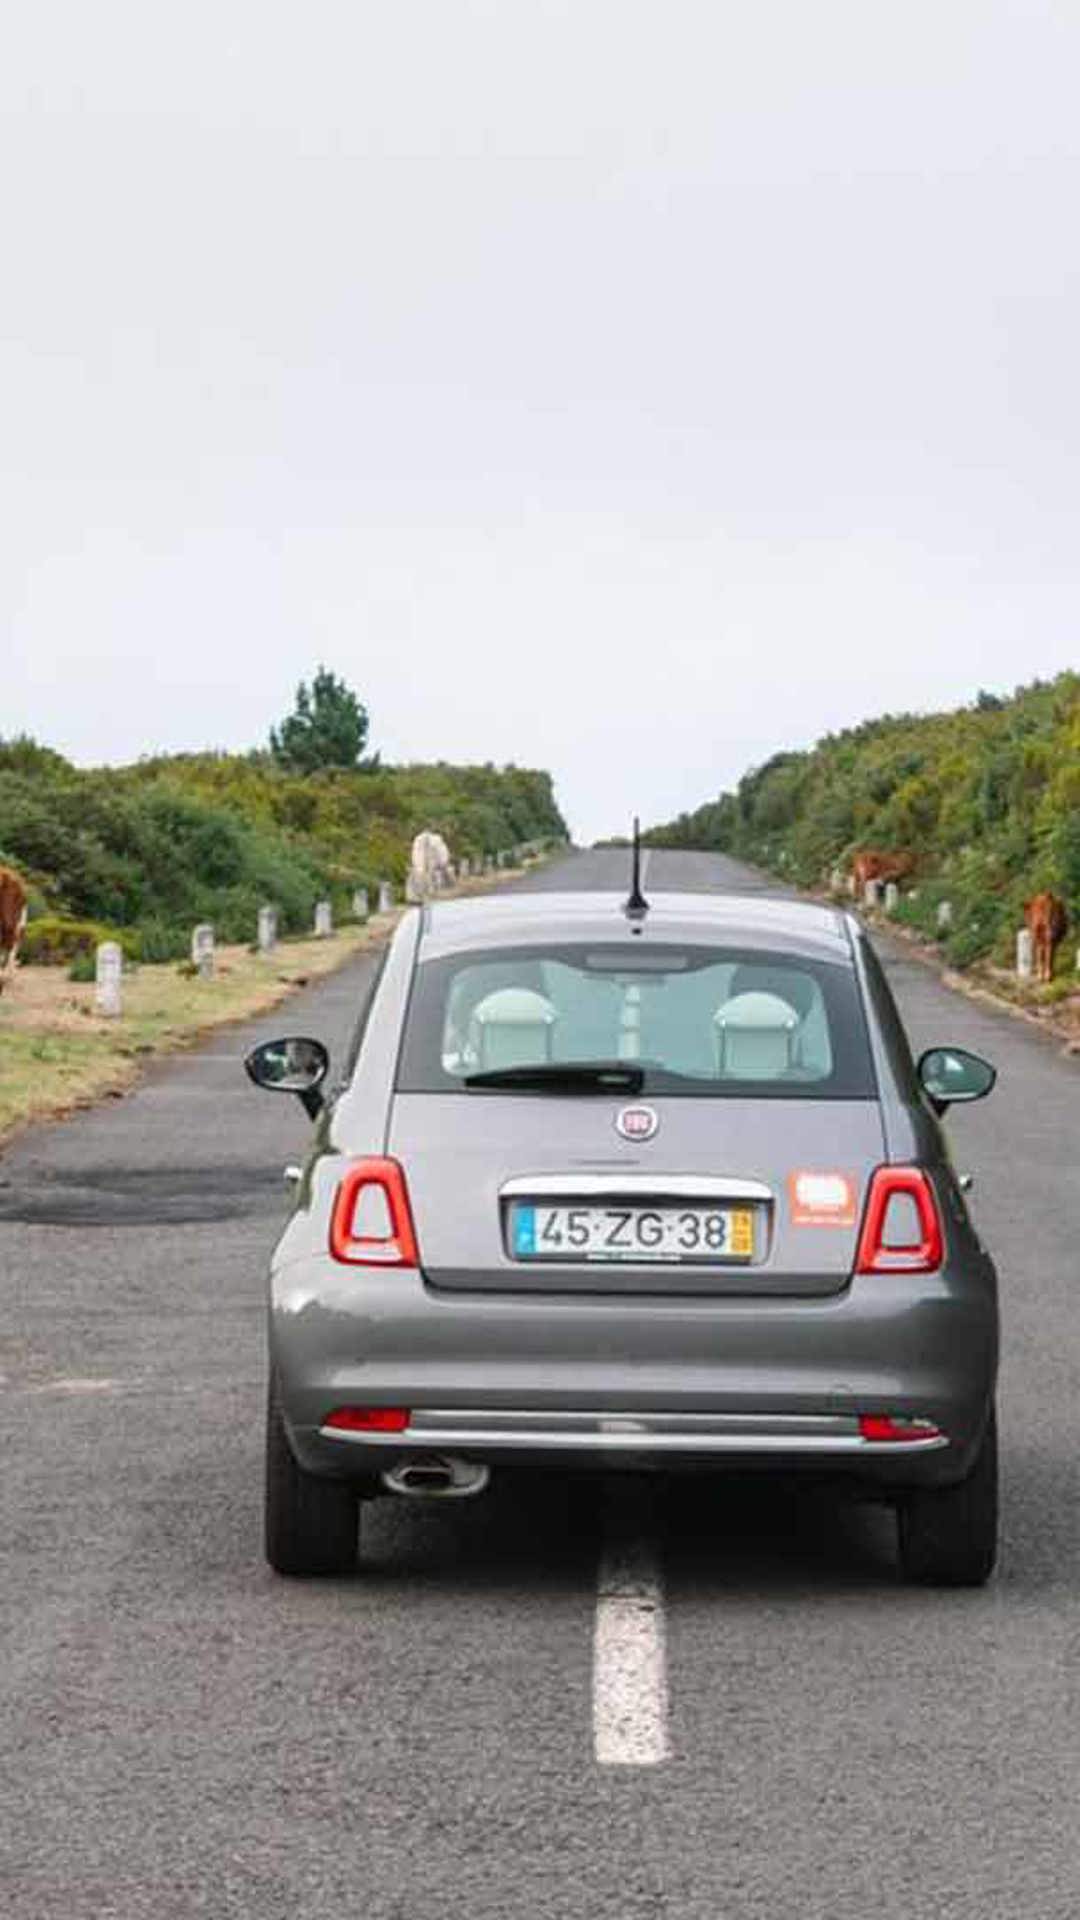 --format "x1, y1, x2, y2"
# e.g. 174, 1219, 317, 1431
615, 1104, 659, 1142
